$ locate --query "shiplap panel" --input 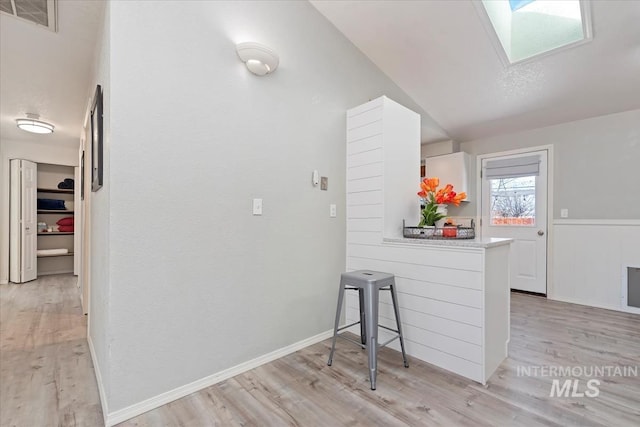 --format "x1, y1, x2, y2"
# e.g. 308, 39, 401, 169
347, 190, 383, 206
344, 310, 482, 381
345, 297, 482, 346
347, 148, 383, 167
346, 219, 383, 232
347, 121, 382, 143
346, 176, 383, 193
346, 135, 383, 156
347, 107, 382, 129
394, 277, 482, 308
346, 306, 482, 363
347, 205, 383, 219
347, 97, 383, 118
346, 231, 383, 245
347, 244, 483, 272
347, 162, 383, 181
383, 292, 482, 326
346, 257, 483, 291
